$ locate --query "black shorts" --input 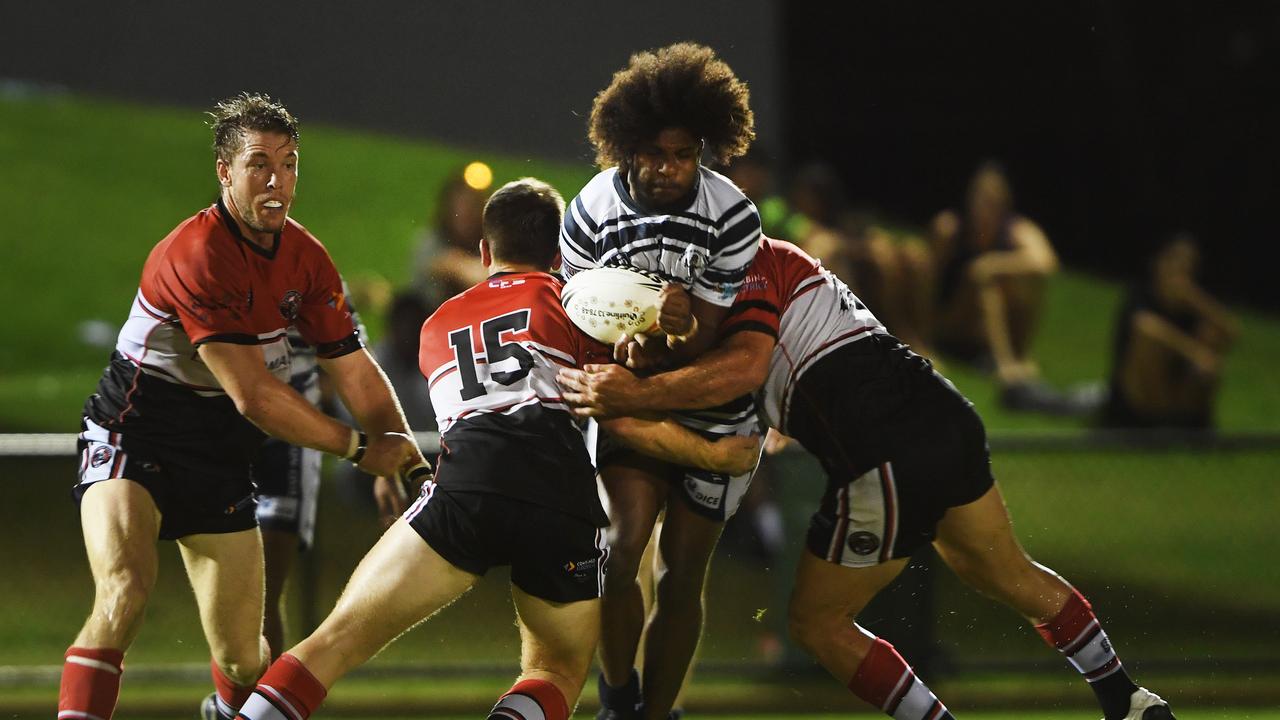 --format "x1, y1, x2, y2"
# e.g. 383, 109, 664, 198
593, 395, 763, 523
787, 336, 995, 567
76, 416, 258, 541
403, 484, 608, 603
252, 437, 322, 549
